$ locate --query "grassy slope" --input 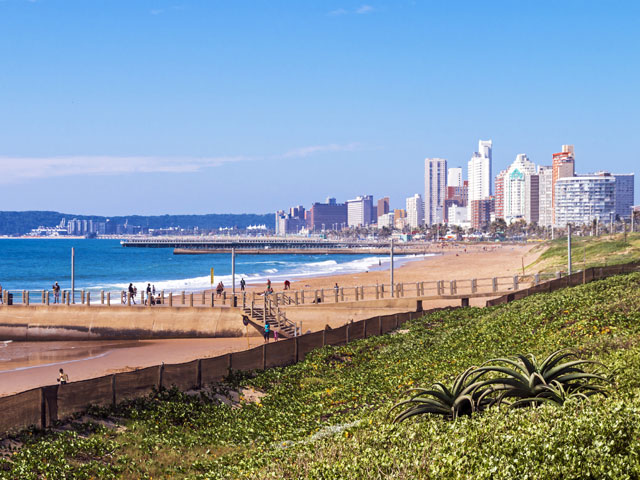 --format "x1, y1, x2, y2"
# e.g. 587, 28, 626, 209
3, 273, 640, 479
528, 232, 640, 273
